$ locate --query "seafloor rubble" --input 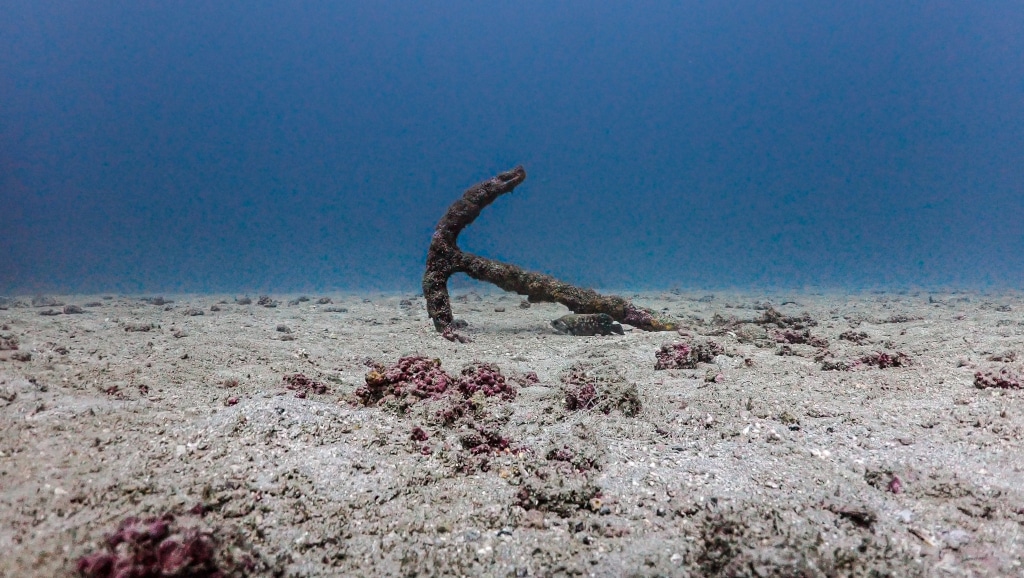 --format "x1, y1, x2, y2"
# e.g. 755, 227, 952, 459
1, 290, 1023, 576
